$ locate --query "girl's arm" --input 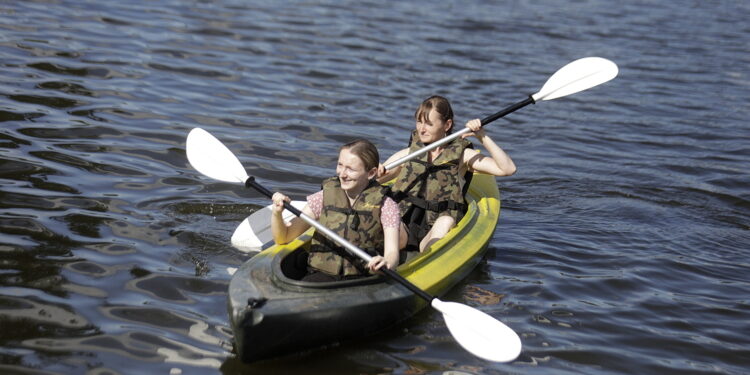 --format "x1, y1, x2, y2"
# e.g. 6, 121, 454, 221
368, 197, 402, 272
271, 192, 313, 244
367, 226, 400, 272
462, 119, 517, 177
377, 148, 409, 183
